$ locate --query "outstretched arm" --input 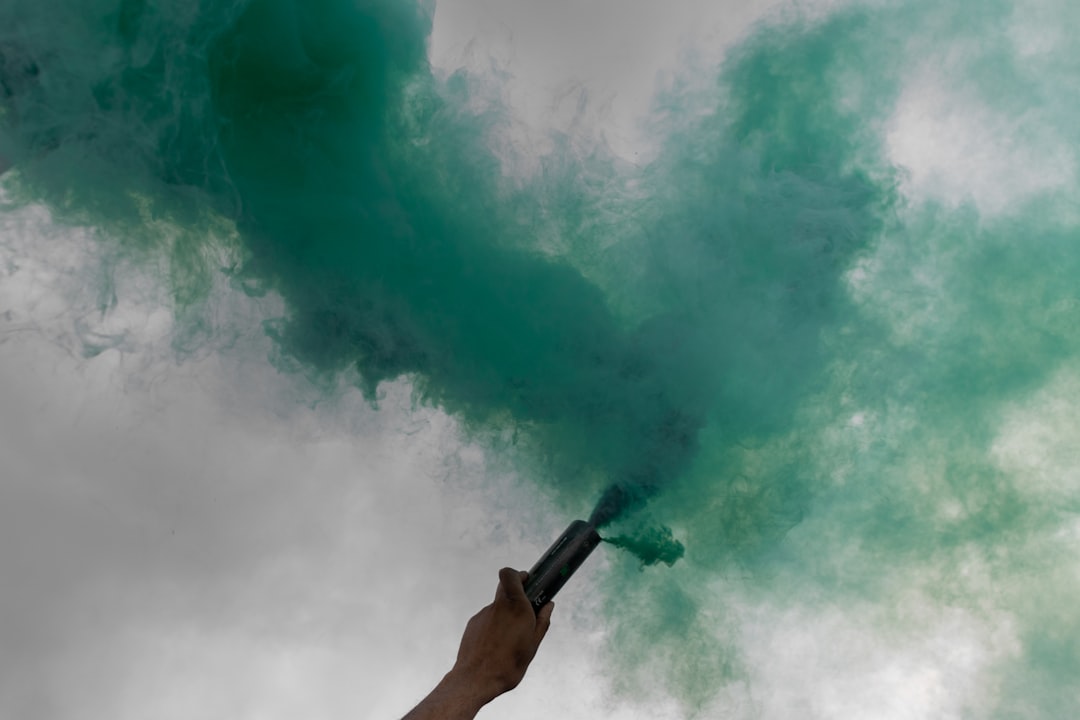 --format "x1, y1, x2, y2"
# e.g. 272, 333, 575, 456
403, 567, 555, 720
